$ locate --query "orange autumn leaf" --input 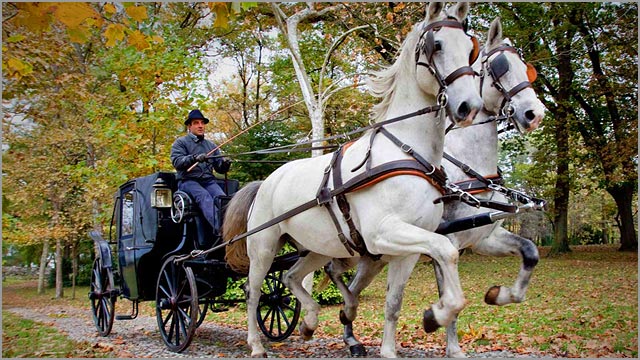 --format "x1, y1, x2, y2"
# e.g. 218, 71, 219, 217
11, 3, 53, 33
51, 2, 102, 29
125, 5, 148, 23
104, 24, 126, 47
127, 30, 150, 51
